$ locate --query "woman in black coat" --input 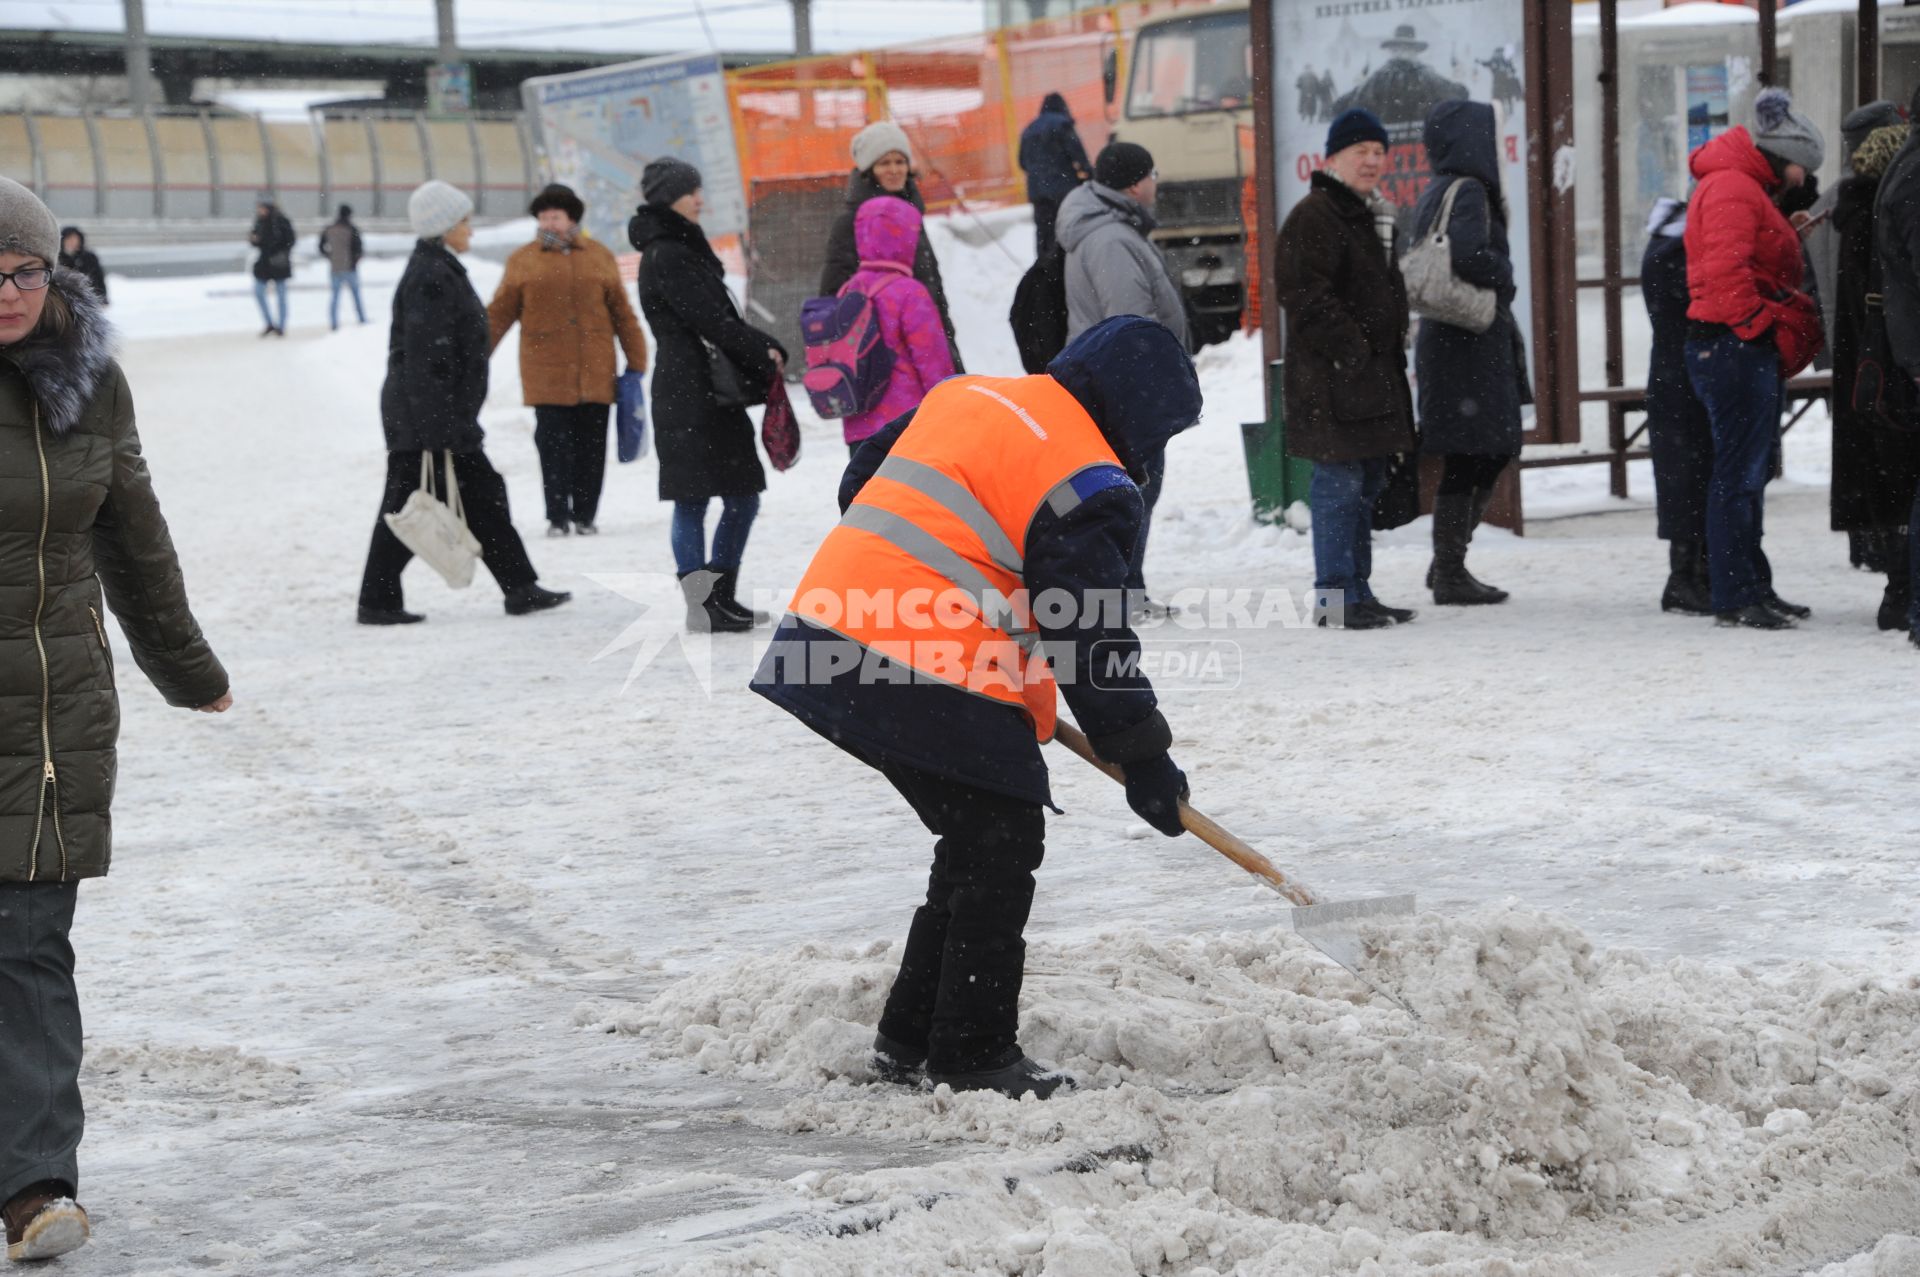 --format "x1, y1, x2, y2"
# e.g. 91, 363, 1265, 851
1831, 122, 1920, 631
1641, 197, 1715, 615
356, 181, 569, 625
1411, 100, 1531, 606
629, 158, 786, 633
819, 122, 964, 372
